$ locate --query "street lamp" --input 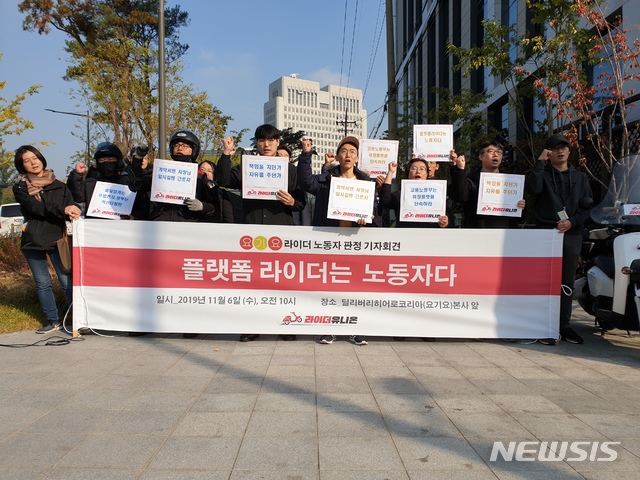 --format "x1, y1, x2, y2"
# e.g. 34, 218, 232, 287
44, 108, 91, 160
